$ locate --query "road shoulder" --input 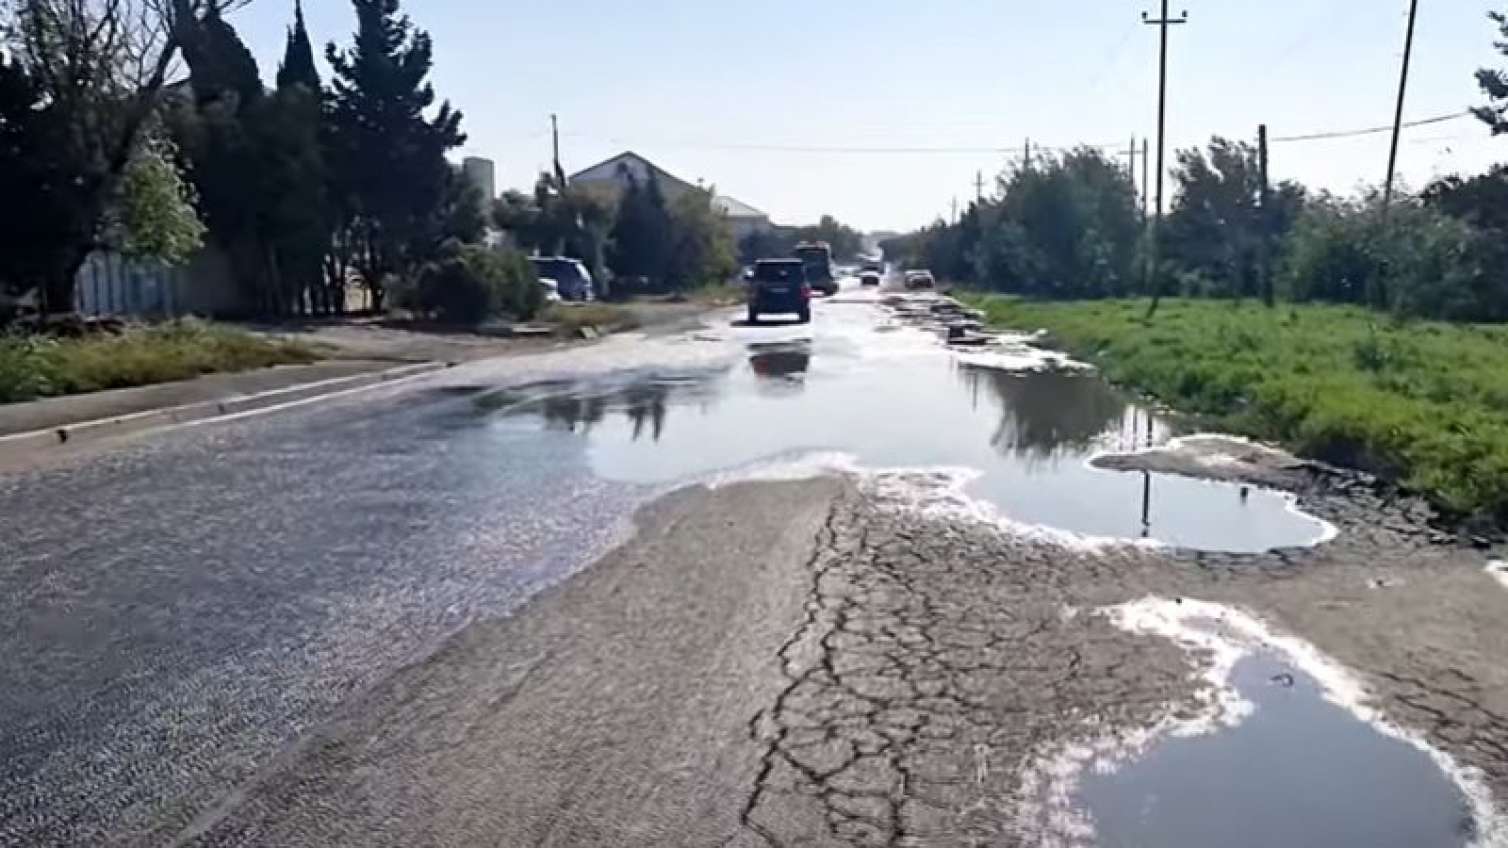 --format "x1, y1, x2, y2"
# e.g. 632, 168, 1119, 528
176, 476, 844, 848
